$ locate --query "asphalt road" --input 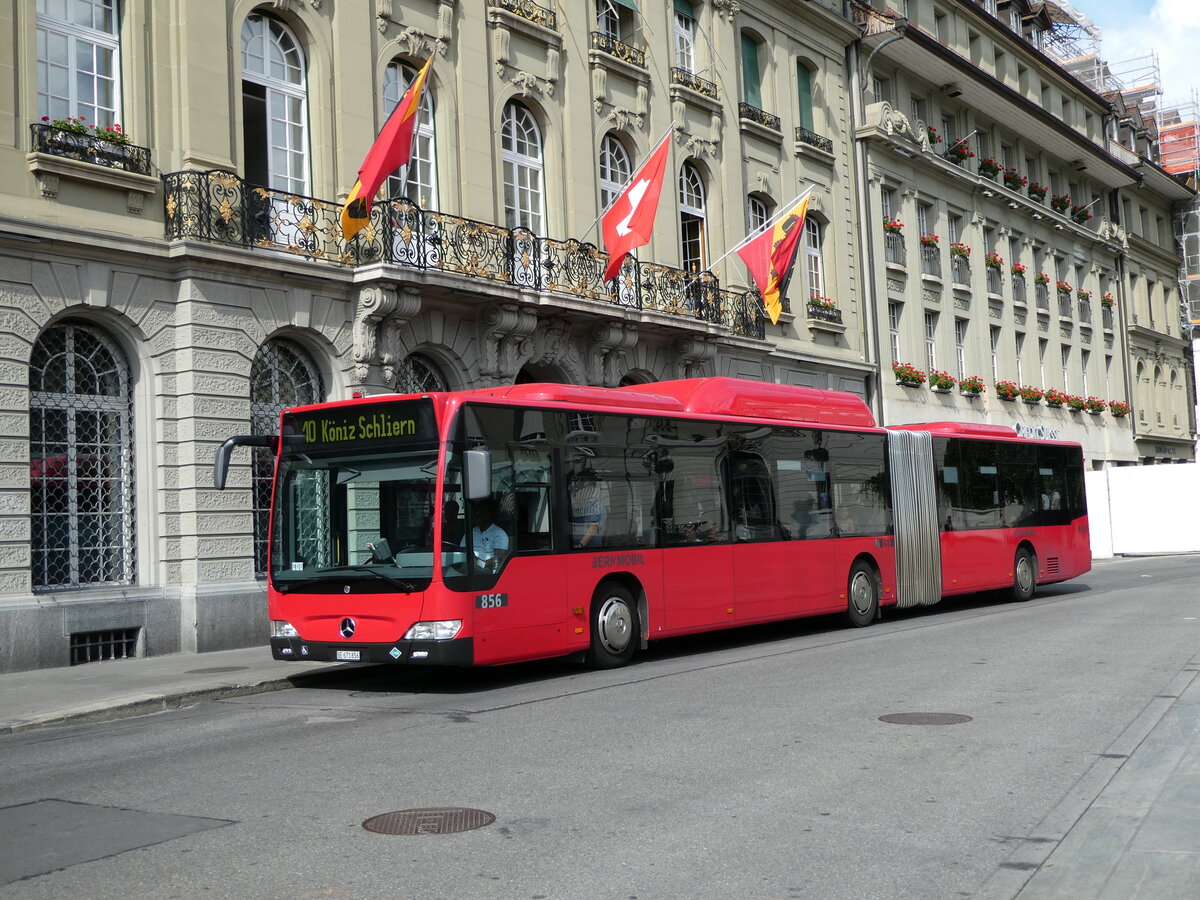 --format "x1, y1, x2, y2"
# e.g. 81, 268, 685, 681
1, 555, 1197, 899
